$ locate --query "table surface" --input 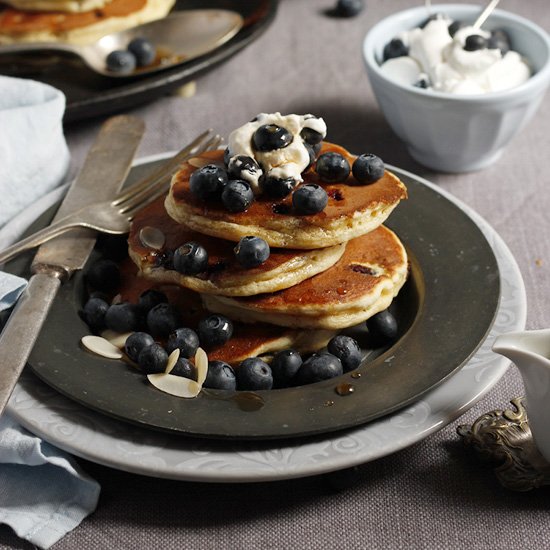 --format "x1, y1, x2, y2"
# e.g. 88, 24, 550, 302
2, 0, 550, 548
